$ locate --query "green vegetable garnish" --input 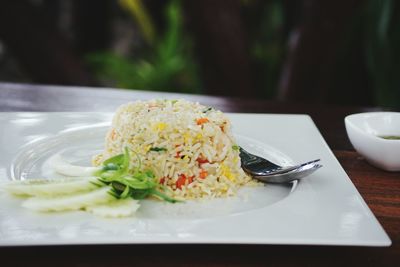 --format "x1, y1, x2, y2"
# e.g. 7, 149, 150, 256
202, 107, 214, 113
149, 147, 168, 152
232, 145, 240, 151
95, 147, 178, 203
378, 135, 400, 140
